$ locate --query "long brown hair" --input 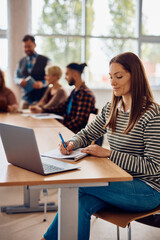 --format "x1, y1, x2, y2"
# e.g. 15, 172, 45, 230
0, 69, 5, 90
105, 52, 154, 133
